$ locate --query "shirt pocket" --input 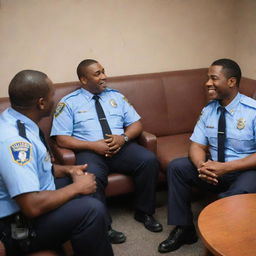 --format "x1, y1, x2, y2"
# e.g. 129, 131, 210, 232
227, 129, 255, 153
205, 128, 218, 149
108, 109, 124, 128
74, 112, 97, 131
